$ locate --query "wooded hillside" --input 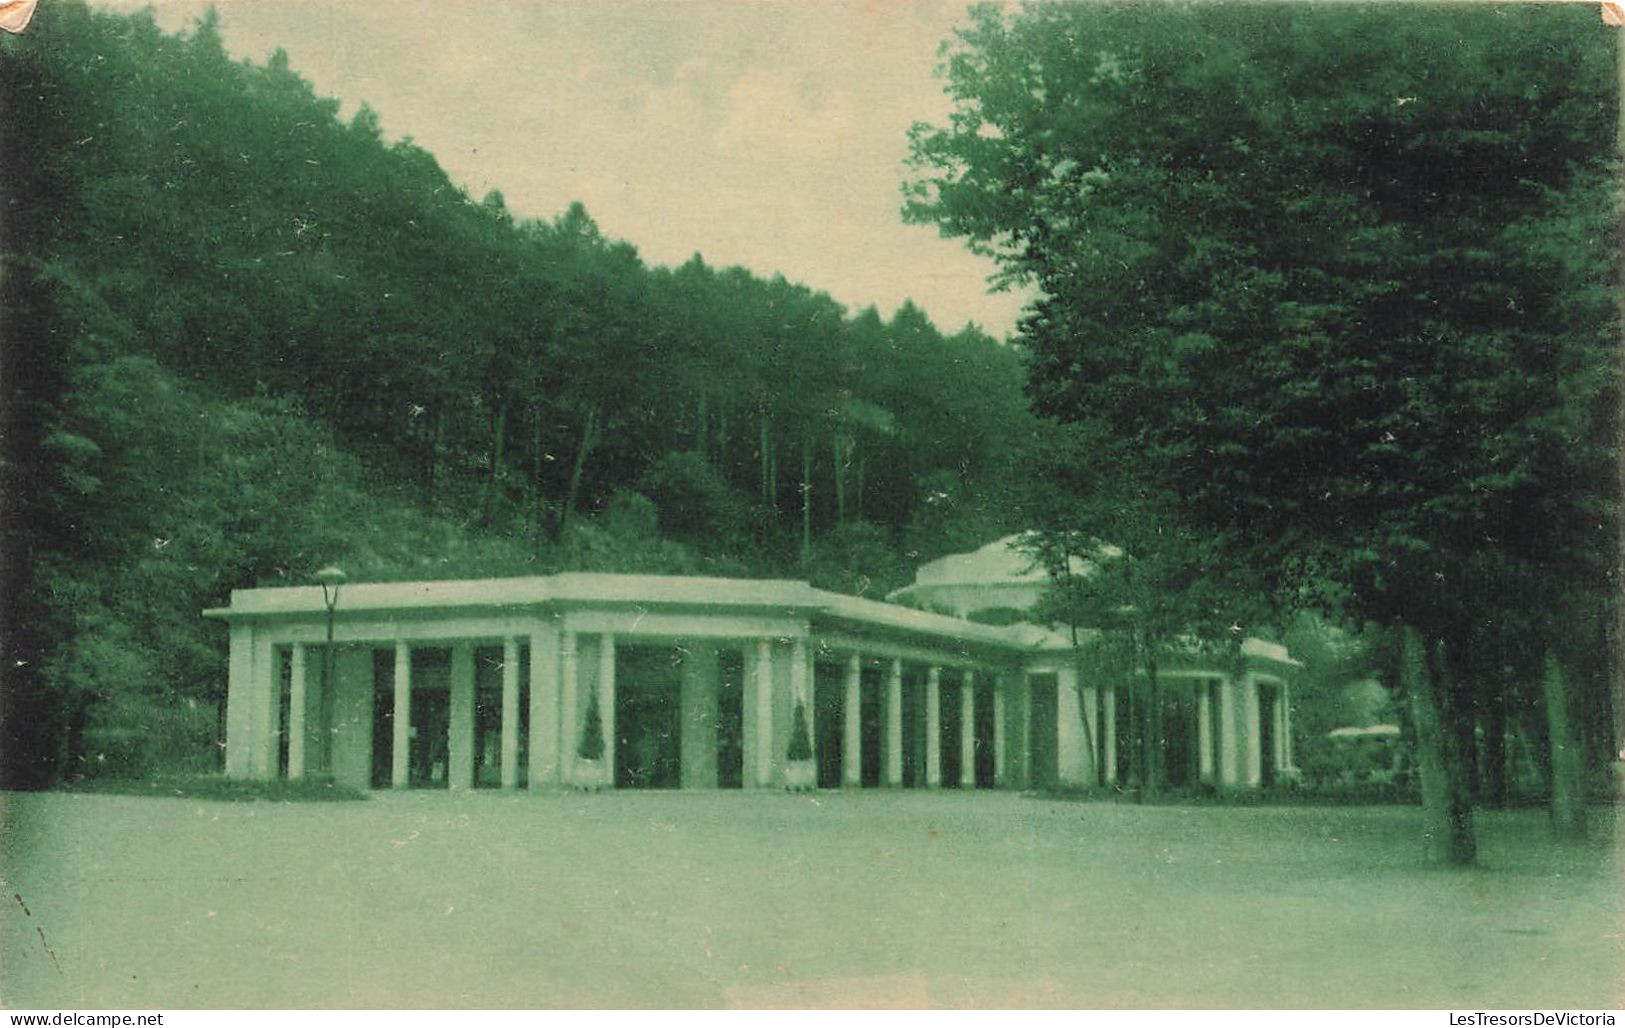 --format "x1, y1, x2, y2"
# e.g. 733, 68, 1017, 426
0, 3, 1039, 786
